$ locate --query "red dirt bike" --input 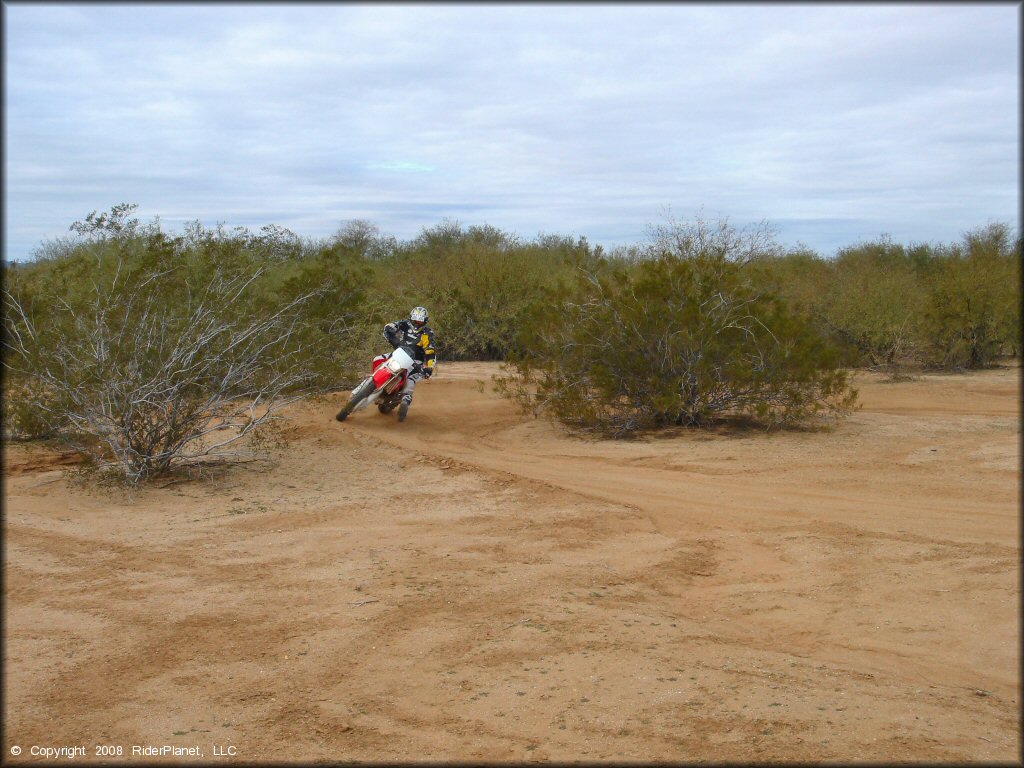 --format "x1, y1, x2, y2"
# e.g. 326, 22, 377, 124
335, 344, 418, 423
